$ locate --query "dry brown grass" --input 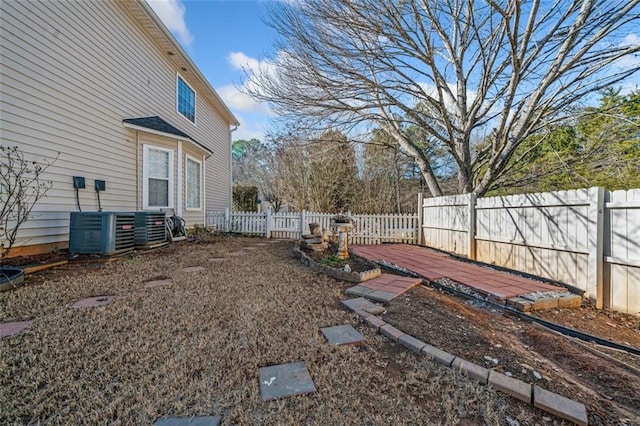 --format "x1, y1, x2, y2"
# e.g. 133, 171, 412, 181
3, 237, 536, 425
